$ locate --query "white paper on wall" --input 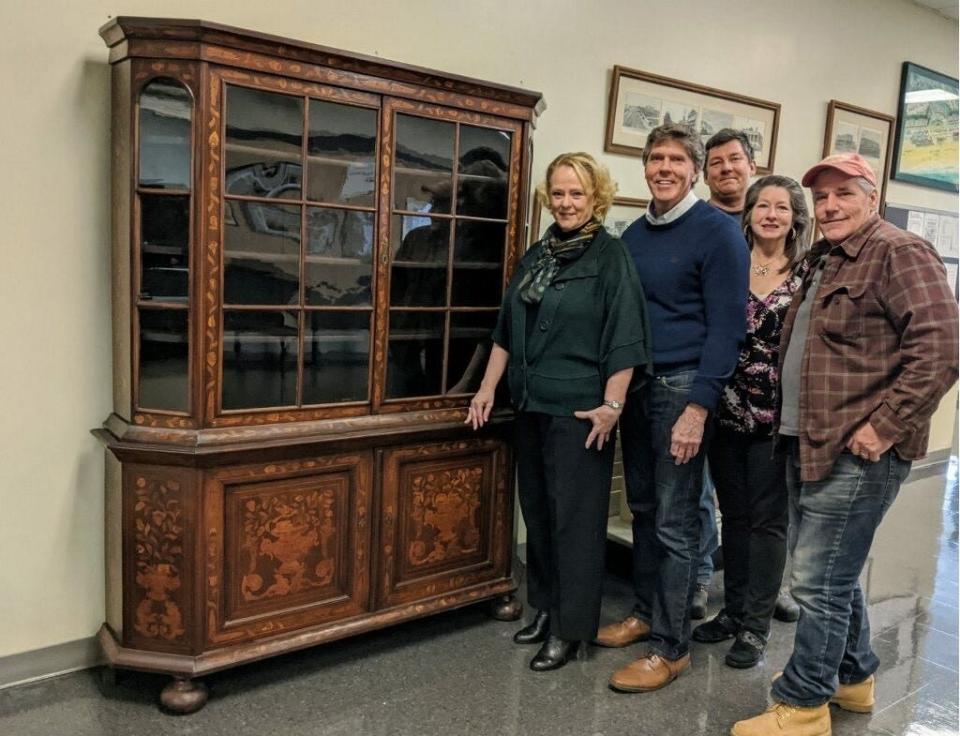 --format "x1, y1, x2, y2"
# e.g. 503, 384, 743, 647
937, 216, 958, 259
907, 211, 924, 236
922, 213, 941, 246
